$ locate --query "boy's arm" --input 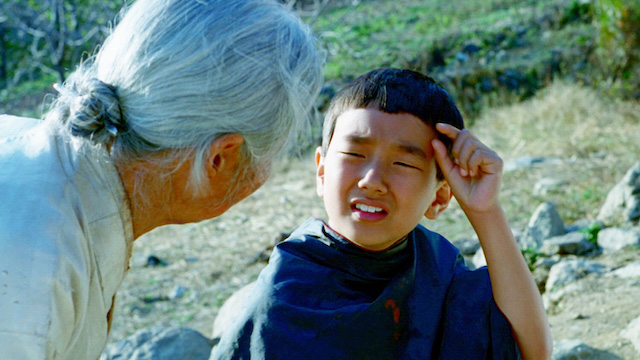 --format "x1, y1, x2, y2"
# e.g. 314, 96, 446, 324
433, 124, 553, 360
